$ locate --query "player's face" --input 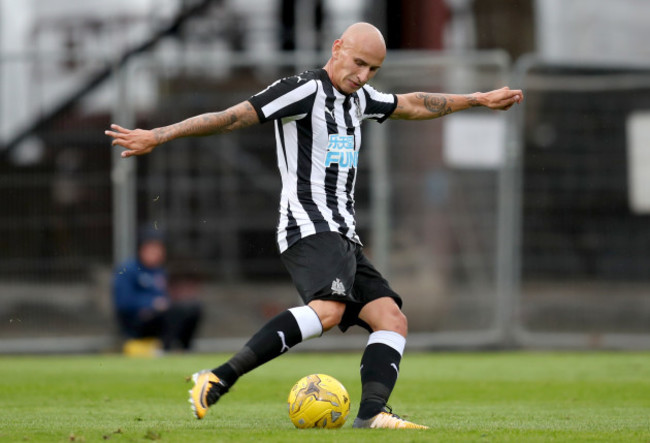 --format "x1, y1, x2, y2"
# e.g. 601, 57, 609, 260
330, 38, 384, 94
